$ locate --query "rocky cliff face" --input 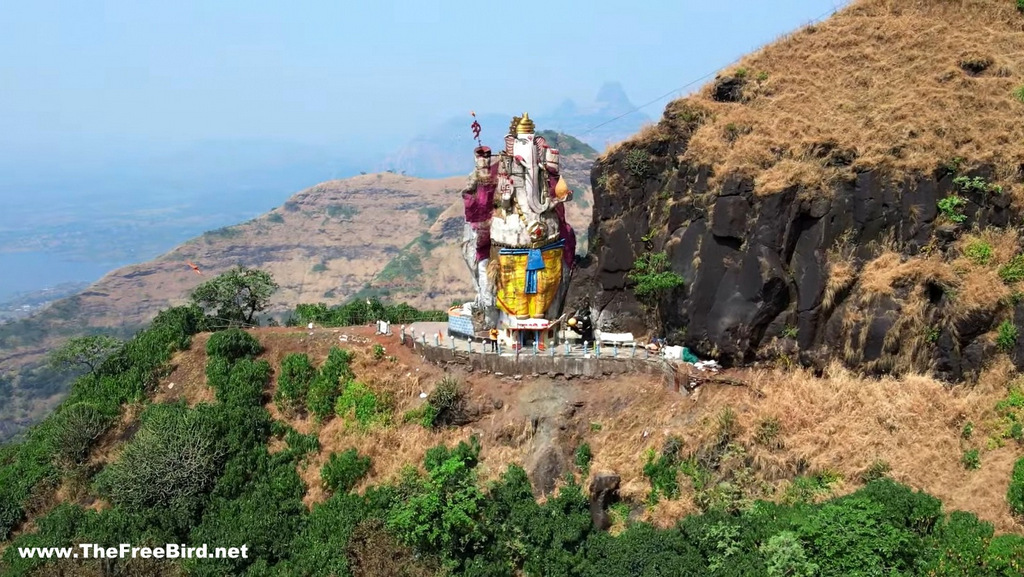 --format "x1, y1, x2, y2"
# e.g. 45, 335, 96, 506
580, 99, 1023, 382
574, 0, 1024, 382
